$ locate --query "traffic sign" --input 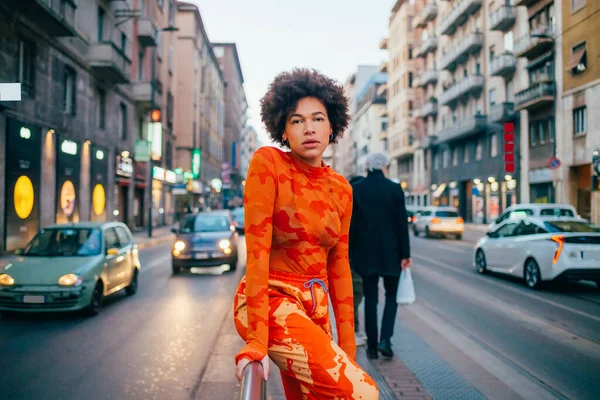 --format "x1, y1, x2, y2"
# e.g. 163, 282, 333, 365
548, 157, 562, 170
